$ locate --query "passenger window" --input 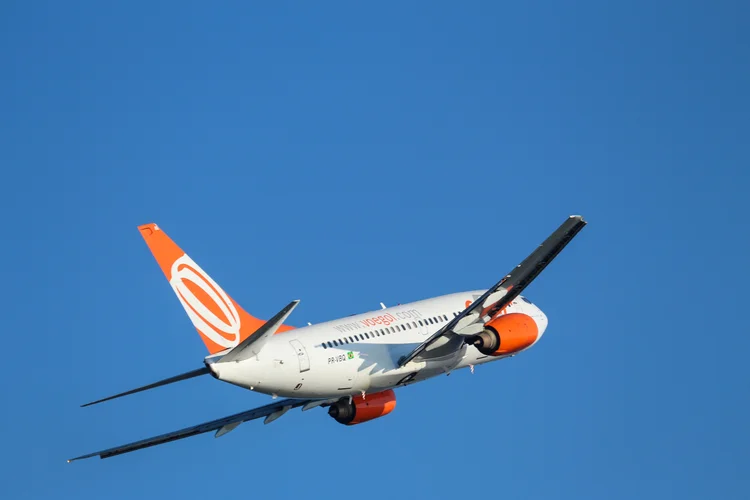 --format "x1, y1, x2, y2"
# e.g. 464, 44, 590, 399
406, 323, 411, 330
348, 337, 354, 343
328, 342, 333, 348
443, 315, 448, 321
418, 320, 423, 326
364, 332, 369, 339
389, 327, 395, 334
427, 318, 433, 325
412, 321, 417, 328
